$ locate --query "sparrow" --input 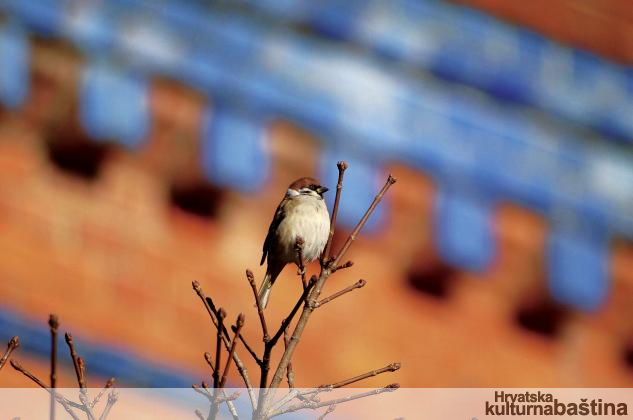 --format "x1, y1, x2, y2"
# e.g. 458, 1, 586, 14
258, 177, 330, 308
